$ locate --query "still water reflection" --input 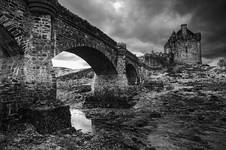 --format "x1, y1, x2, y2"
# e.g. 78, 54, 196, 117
70, 109, 92, 133
70, 108, 153, 149
69, 106, 226, 150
